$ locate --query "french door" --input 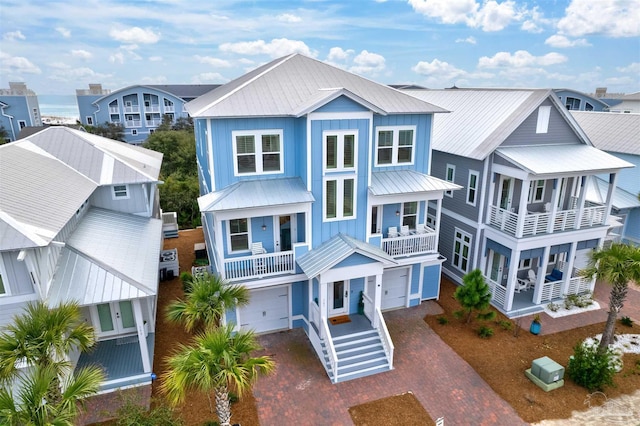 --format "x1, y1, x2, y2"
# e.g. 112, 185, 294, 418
94, 301, 136, 337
